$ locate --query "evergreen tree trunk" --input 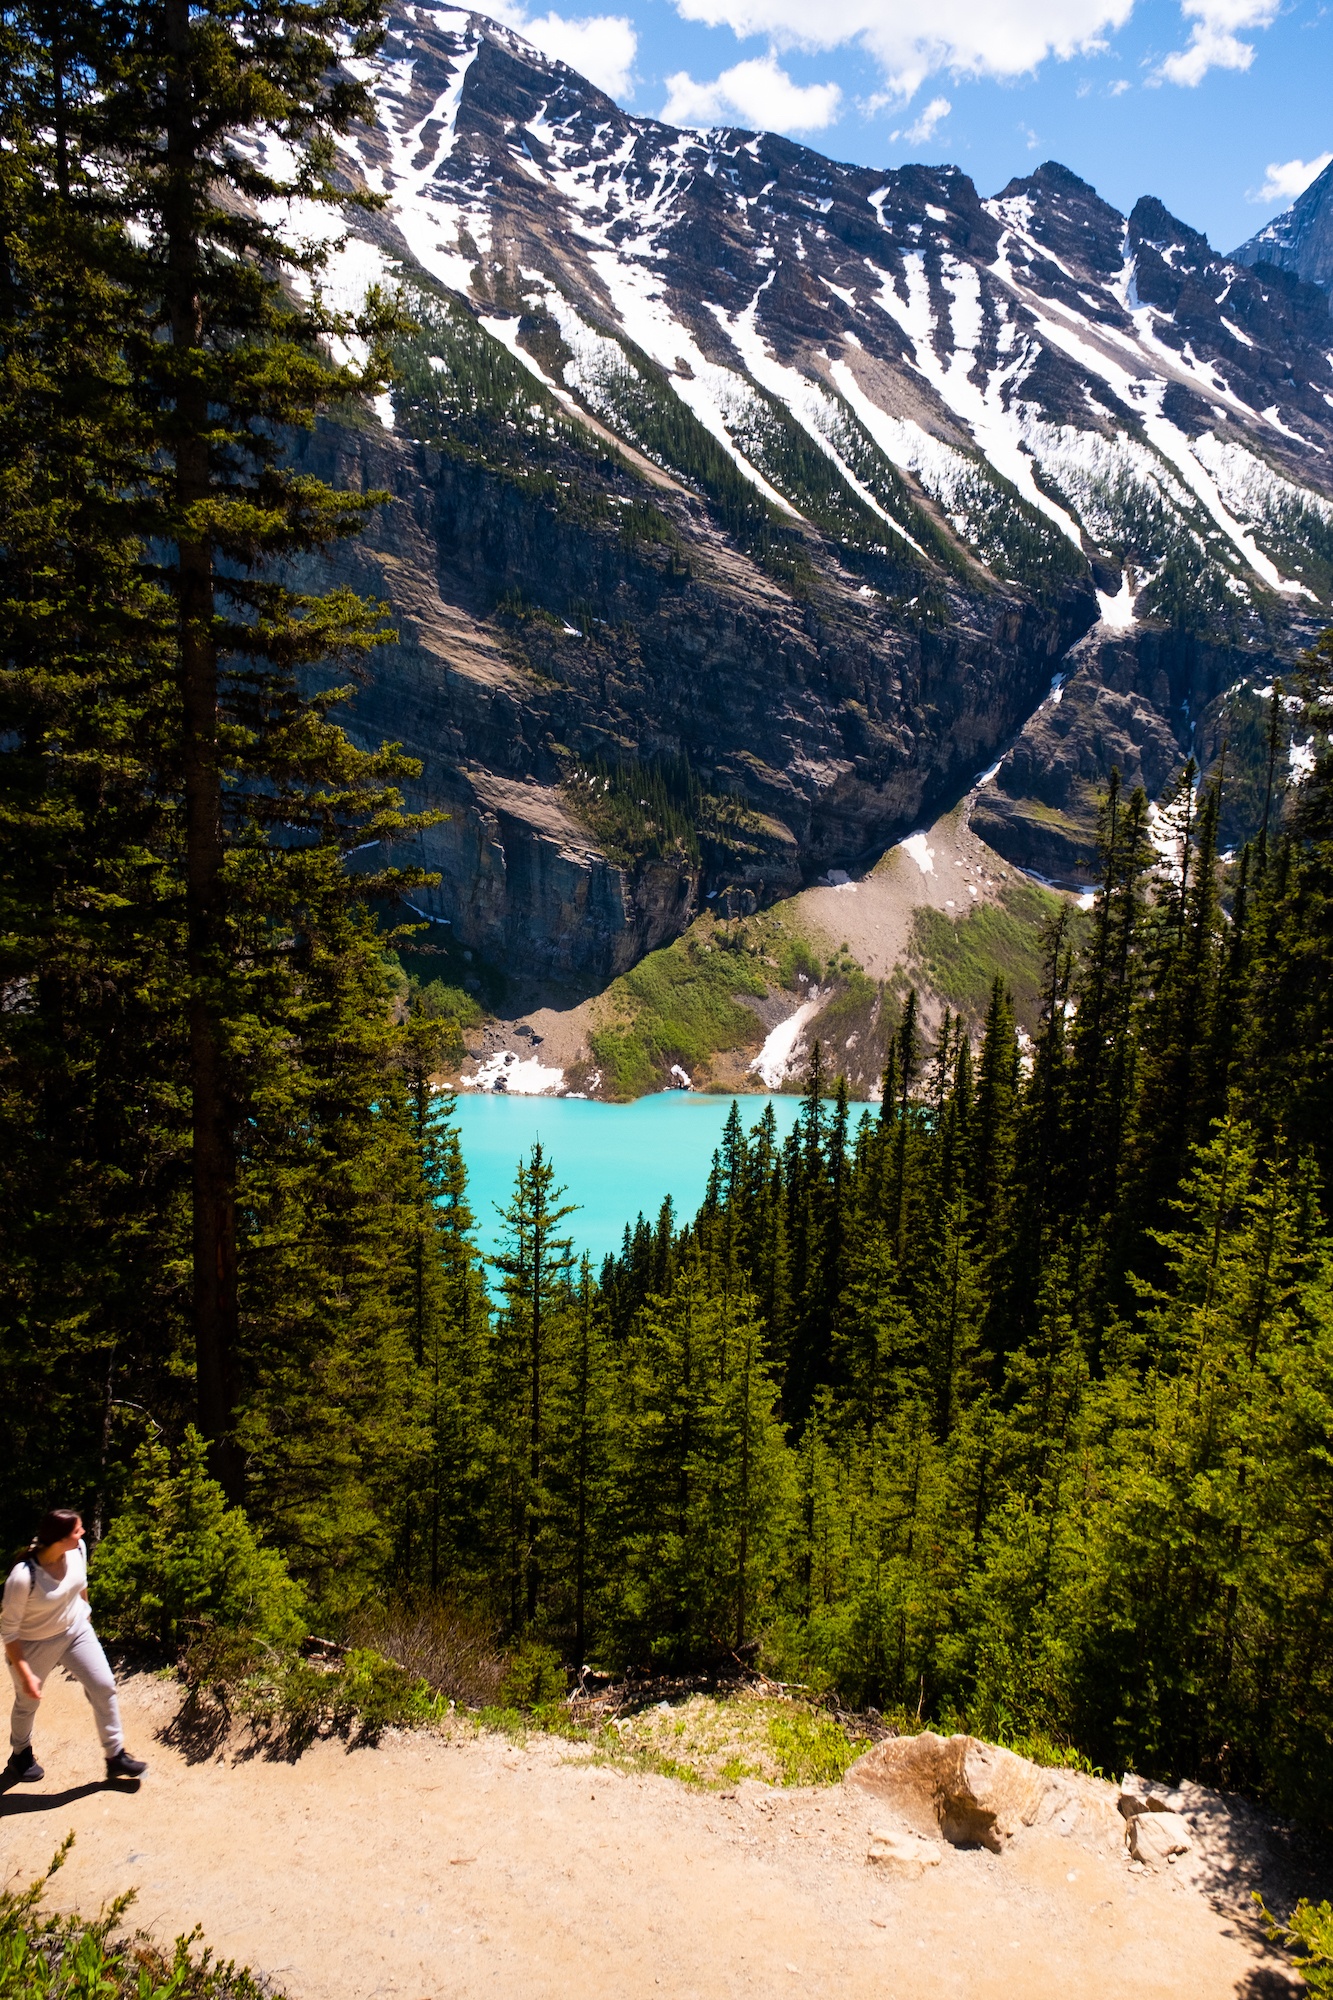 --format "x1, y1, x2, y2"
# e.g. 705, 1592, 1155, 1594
163, 0, 239, 1490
